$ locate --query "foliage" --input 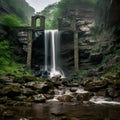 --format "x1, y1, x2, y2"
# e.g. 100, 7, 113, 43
0, 15, 23, 27
40, 0, 97, 29
57, 0, 97, 19
39, 3, 58, 29
0, 40, 11, 67
3, 0, 35, 23
104, 63, 120, 78
0, 40, 33, 76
